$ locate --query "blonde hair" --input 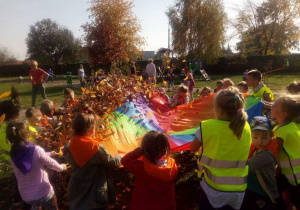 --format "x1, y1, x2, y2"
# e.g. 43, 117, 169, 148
215, 87, 248, 139
276, 95, 300, 122
177, 84, 188, 93
222, 78, 235, 86
31, 60, 38, 67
